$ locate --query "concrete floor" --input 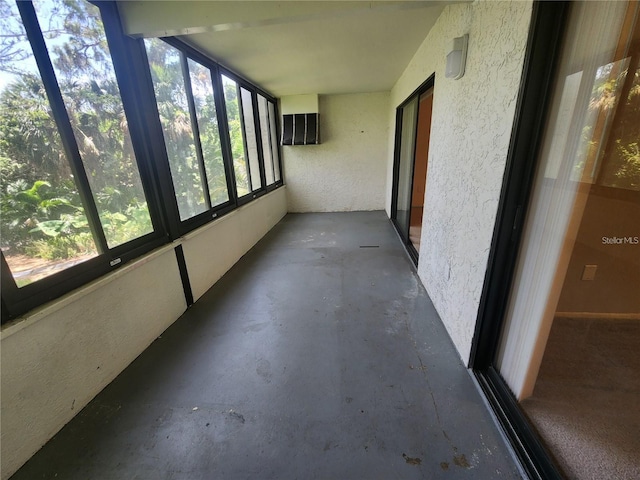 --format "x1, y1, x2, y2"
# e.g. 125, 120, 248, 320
11, 212, 522, 479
